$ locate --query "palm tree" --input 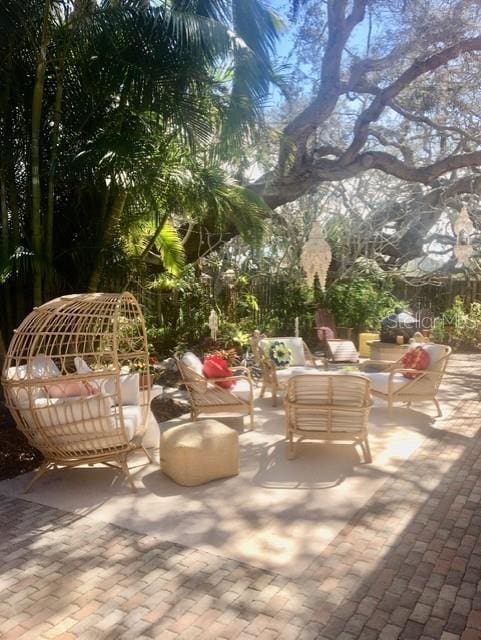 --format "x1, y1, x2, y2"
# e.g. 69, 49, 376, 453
0, 0, 280, 342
